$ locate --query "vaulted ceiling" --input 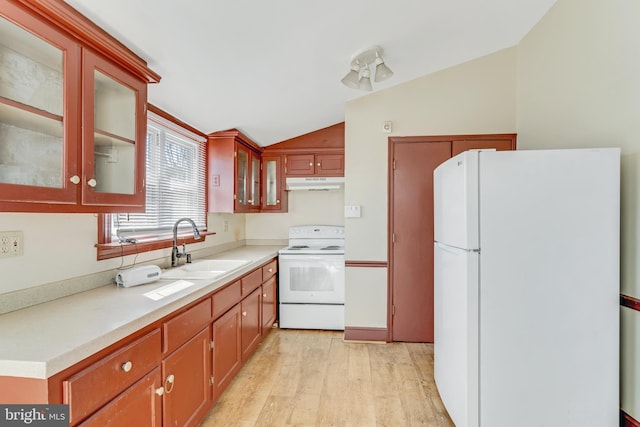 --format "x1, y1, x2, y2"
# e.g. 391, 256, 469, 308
64, 0, 557, 146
